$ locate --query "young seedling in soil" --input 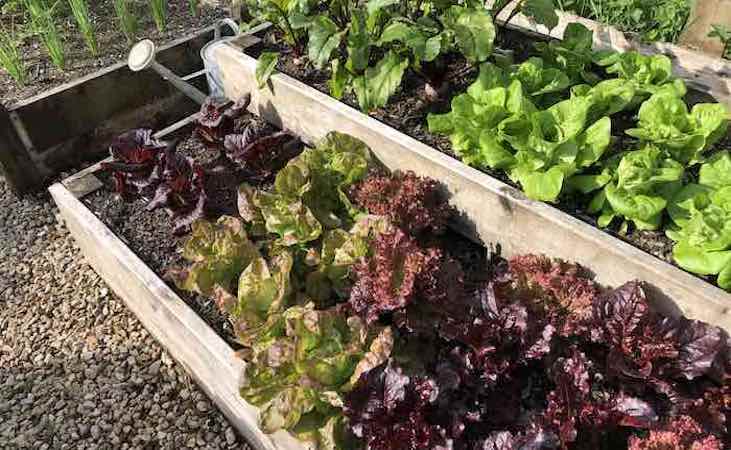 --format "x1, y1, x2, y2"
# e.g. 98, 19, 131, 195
24, 0, 65, 70
113, 0, 138, 44
149, 0, 168, 33
0, 26, 27, 85
67, 0, 98, 56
